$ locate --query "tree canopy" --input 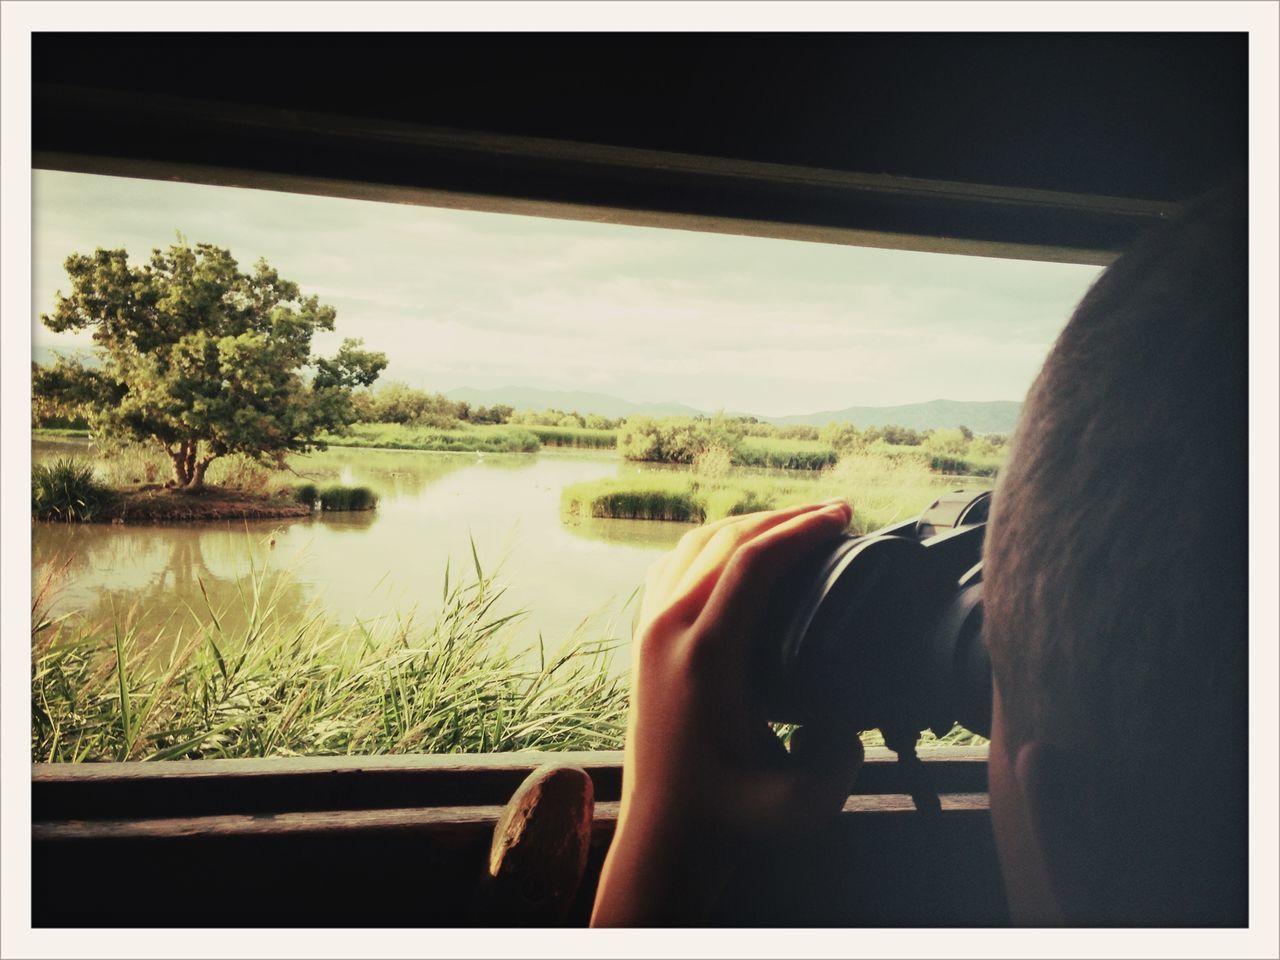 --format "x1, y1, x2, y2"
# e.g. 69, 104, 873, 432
33, 241, 387, 489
